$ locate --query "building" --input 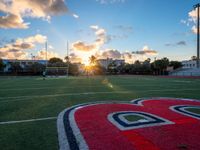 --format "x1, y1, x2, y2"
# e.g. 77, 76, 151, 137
73, 63, 85, 73
182, 60, 197, 69
2, 59, 47, 72
97, 58, 125, 69
169, 60, 200, 76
